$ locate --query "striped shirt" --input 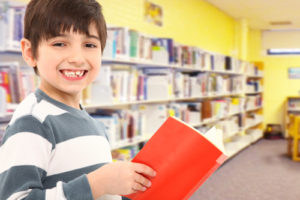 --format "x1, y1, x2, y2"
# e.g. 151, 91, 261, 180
0, 89, 121, 200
